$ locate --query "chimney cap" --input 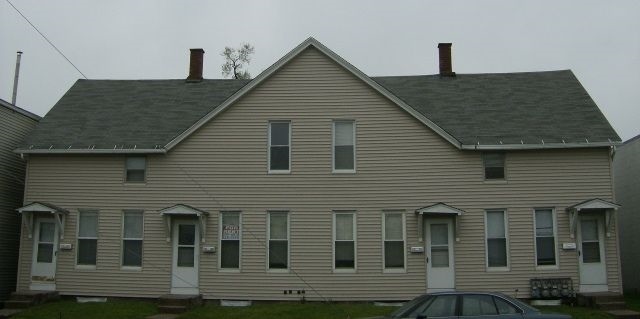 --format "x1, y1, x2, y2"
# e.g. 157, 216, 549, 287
190, 48, 205, 52
437, 43, 452, 48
